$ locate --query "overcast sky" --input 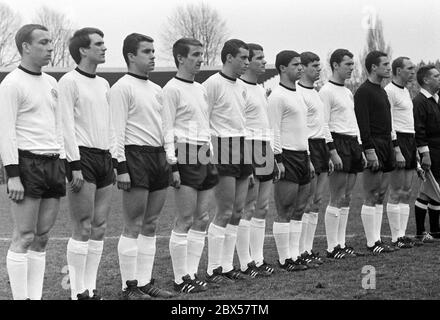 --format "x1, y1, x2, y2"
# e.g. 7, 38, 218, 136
2, 0, 439, 68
